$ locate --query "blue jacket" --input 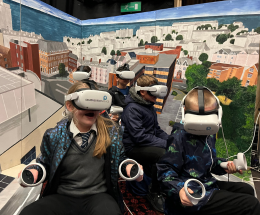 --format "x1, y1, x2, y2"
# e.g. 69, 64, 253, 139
36, 119, 126, 213
157, 123, 227, 215
121, 87, 168, 153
